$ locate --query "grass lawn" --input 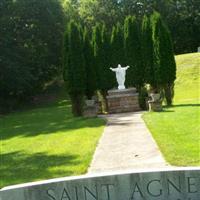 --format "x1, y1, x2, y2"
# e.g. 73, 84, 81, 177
0, 97, 105, 188
143, 53, 200, 166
